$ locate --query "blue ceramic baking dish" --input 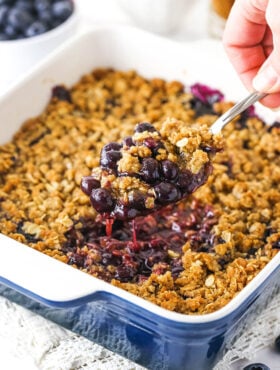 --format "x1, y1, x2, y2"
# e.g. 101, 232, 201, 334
0, 256, 279, 370
0, 26, 279, 370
